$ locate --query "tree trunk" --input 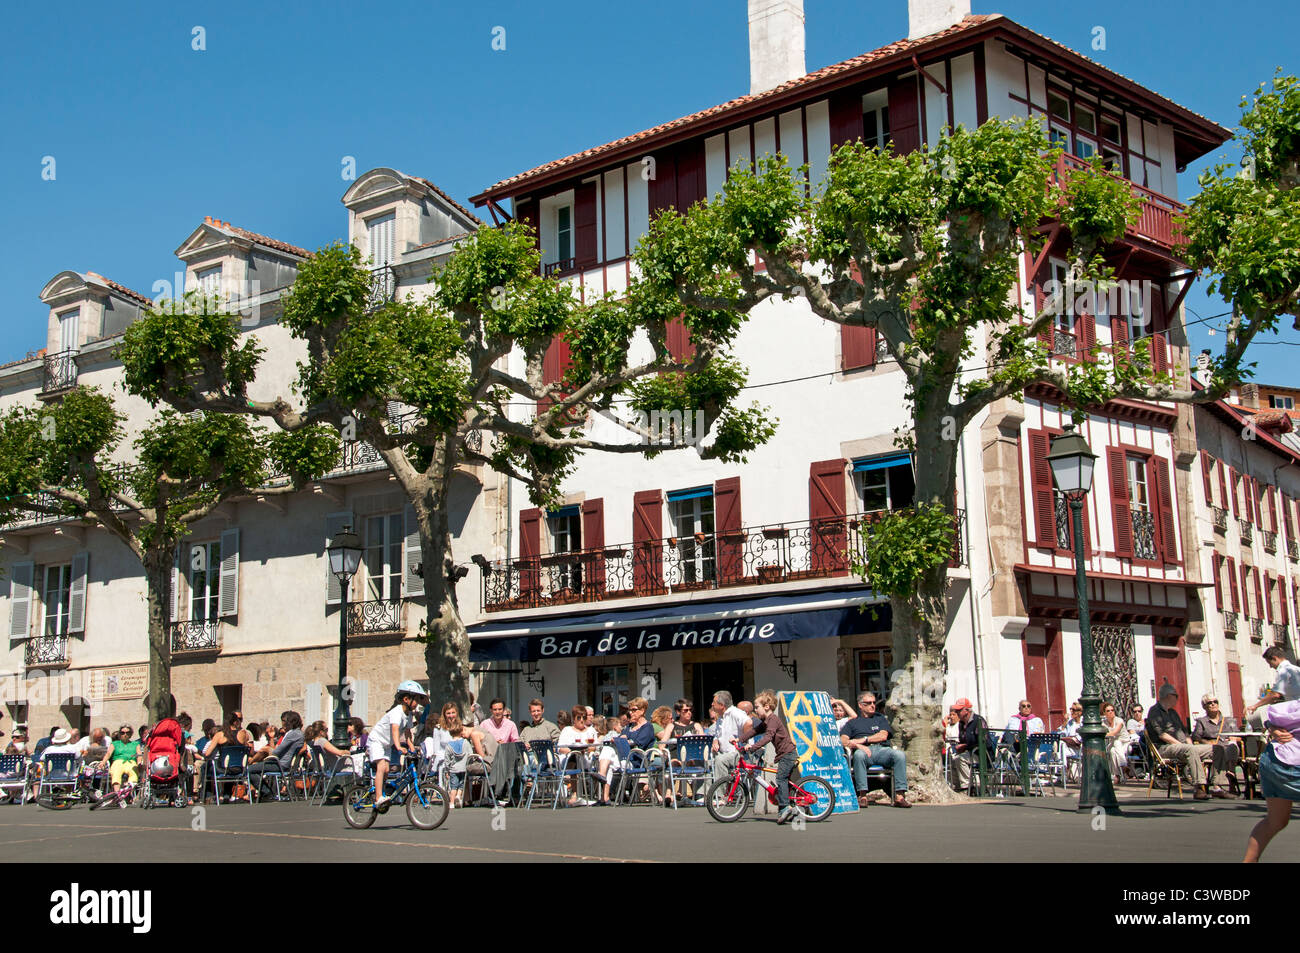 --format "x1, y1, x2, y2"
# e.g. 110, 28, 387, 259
887, 389, 963, 803
143, 546, 174, 722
